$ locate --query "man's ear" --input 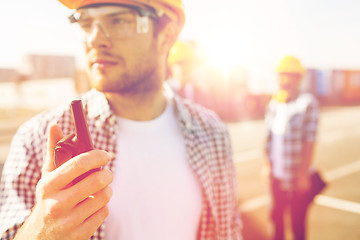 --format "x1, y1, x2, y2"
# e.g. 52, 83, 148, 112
157, 22, 179, 56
